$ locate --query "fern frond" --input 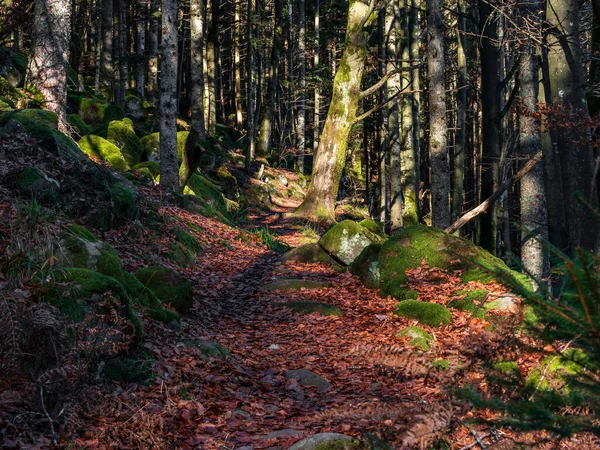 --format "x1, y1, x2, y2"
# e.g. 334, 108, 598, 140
400, 402, 454, 449
0, 290, 22, 375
